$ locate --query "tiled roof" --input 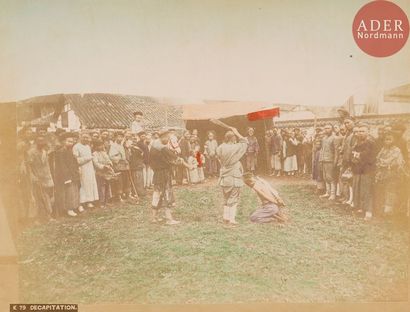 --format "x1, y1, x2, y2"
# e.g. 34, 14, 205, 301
65, 94, 184, 130
19, 93, 184, 130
